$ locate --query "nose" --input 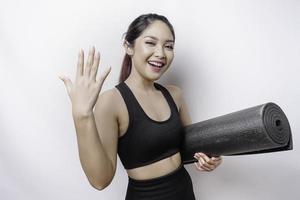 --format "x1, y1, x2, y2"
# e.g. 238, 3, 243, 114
154, 45, 166, 59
